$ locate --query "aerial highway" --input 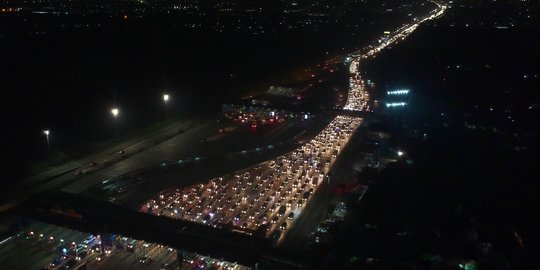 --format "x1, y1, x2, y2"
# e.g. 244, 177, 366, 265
142, 115, 362, 242
1, 1, 447, 269
139, 0, 447, 245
